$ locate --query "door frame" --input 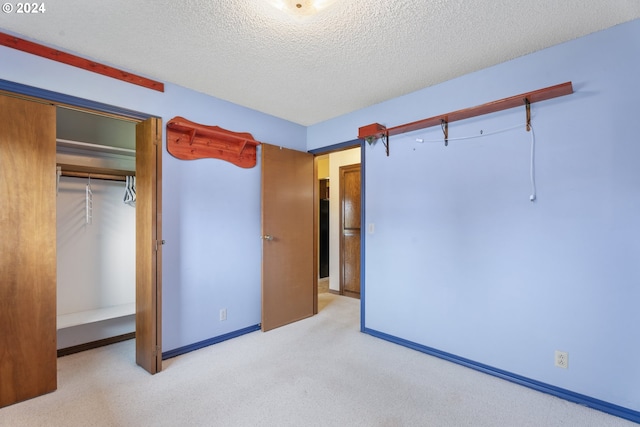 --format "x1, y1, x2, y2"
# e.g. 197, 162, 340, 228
309, 140, 365, 330
0, 79, 163, 371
